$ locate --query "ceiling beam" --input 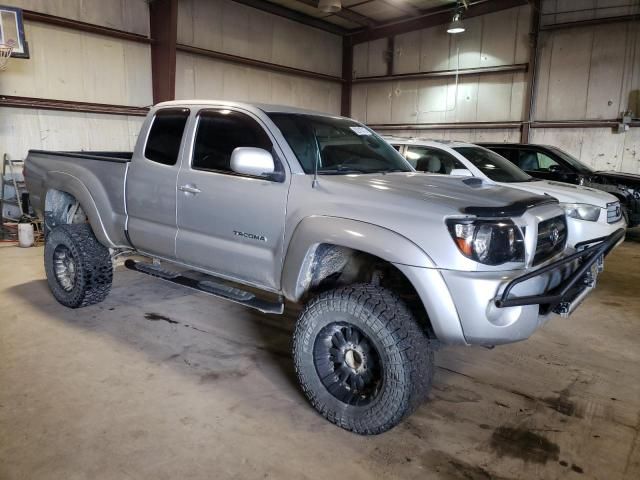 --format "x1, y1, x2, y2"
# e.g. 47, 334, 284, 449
231, 0, 348, 34
349, 0, 528, 44
295, 0, 378, 27
379, 0, 422, 17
